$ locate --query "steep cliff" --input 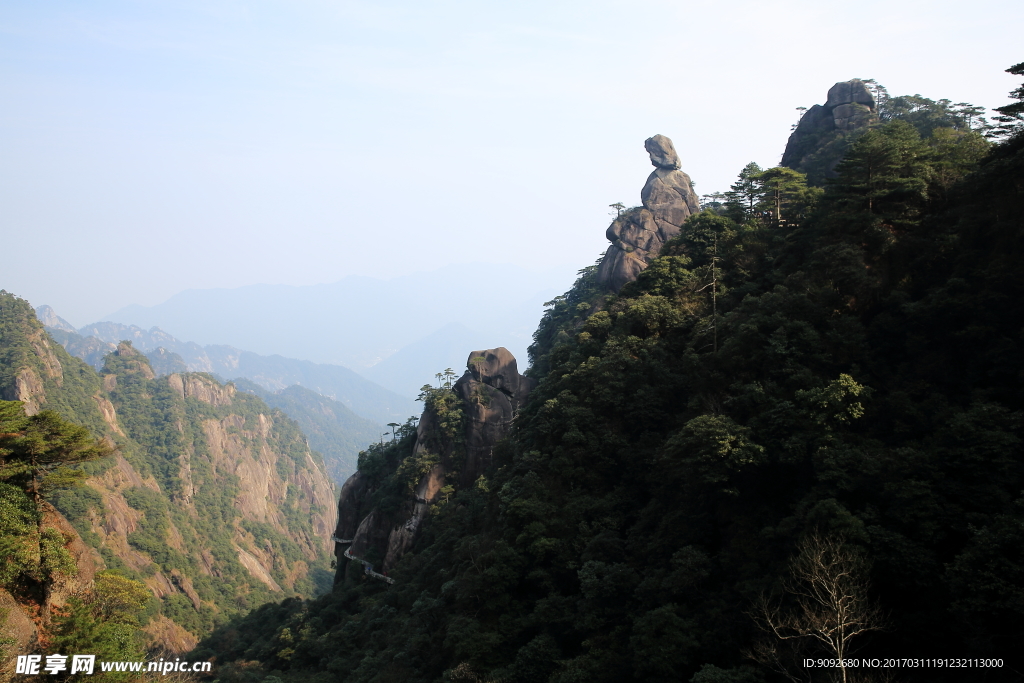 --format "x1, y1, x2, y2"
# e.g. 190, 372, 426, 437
333, 348, 534, 577
596, 135, 700, 292
90, 343, 338, 619
1, 292, 337, 656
